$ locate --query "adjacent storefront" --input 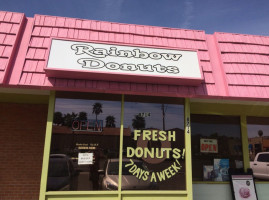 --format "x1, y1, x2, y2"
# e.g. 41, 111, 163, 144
1, 10, 269, 200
